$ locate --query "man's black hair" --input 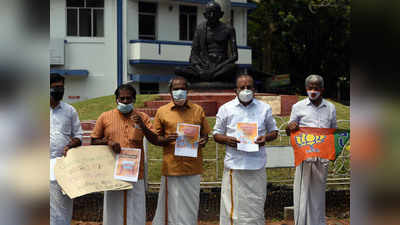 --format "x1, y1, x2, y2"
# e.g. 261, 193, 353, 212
168, 76, 189, 91
50, 73, 65, 85
235, 74, 254, 85
114, 84, 137, 99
